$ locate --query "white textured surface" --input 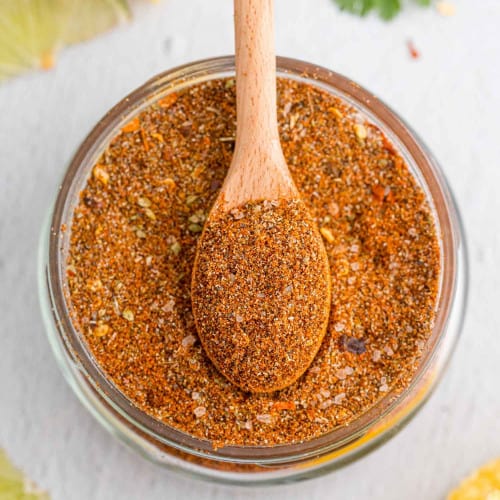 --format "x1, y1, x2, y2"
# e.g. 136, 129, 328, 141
0, 1, 498, 498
